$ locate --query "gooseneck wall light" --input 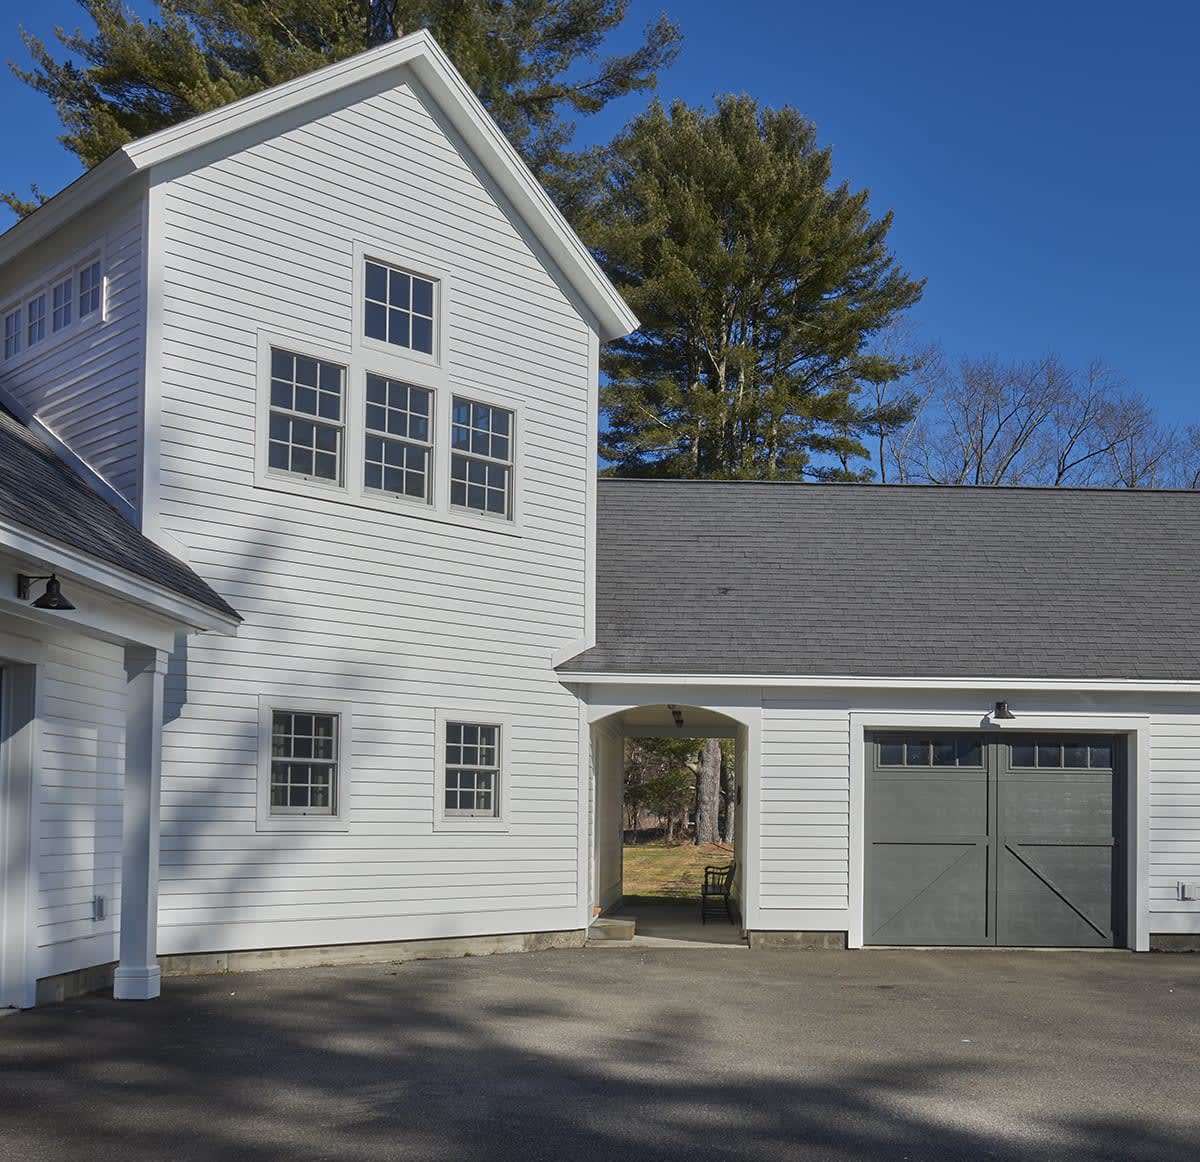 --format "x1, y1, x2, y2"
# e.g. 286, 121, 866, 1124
17, 573, 76, 611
